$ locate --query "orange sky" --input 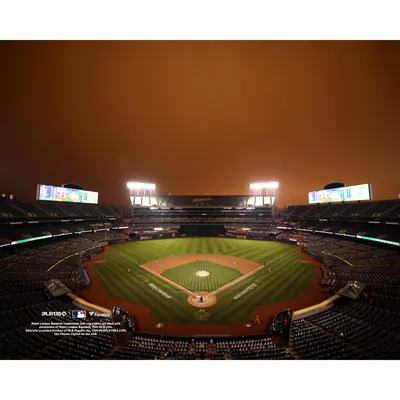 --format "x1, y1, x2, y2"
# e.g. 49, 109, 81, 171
0, 41, 399, 206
